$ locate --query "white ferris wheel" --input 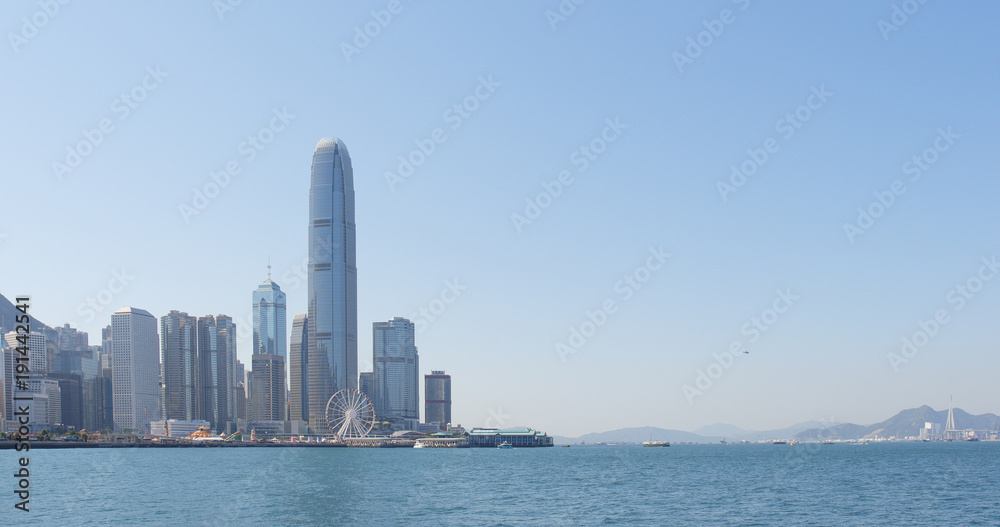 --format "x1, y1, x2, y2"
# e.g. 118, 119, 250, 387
325, 389, 376, 439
